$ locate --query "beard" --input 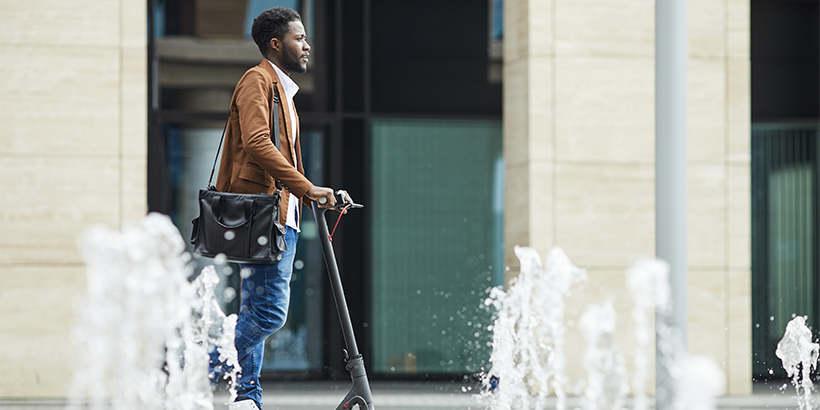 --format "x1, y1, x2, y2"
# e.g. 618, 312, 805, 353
282, 46, 307, 74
